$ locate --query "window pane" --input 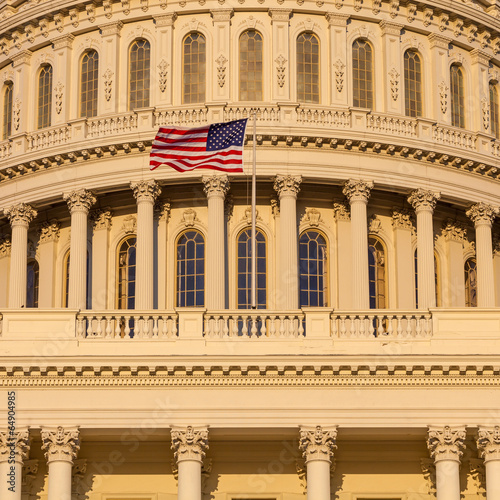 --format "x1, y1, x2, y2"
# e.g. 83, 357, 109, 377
177, 231, 205, 307
404, 51, 423, 117
299, 231, 328, 307
117, 237, 137, 309
182, 33, 206, 104
368, 237, 386, 309
129, 40, 150, 110
239, 30, 263, 101
37, 65, 53, 129
450, 65, 465, 128
80, 50, 99, 118
490, 82, 499, 139
3, 82, 13, 139
352, 40, 373, 109
297, 33, 320, 104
